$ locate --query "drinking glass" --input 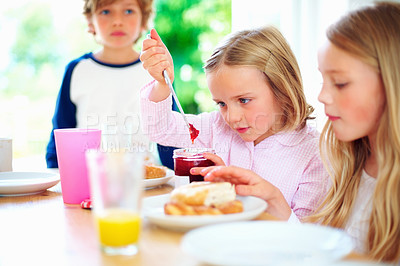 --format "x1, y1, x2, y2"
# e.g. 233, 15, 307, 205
0, 138, 12, 172
54, 128, 101, 204
86, 150, 144, 256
